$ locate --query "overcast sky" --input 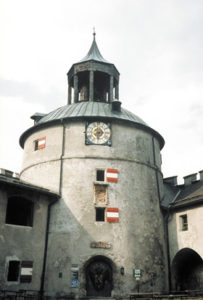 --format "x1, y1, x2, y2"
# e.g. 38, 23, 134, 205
0, 0, 203, 183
